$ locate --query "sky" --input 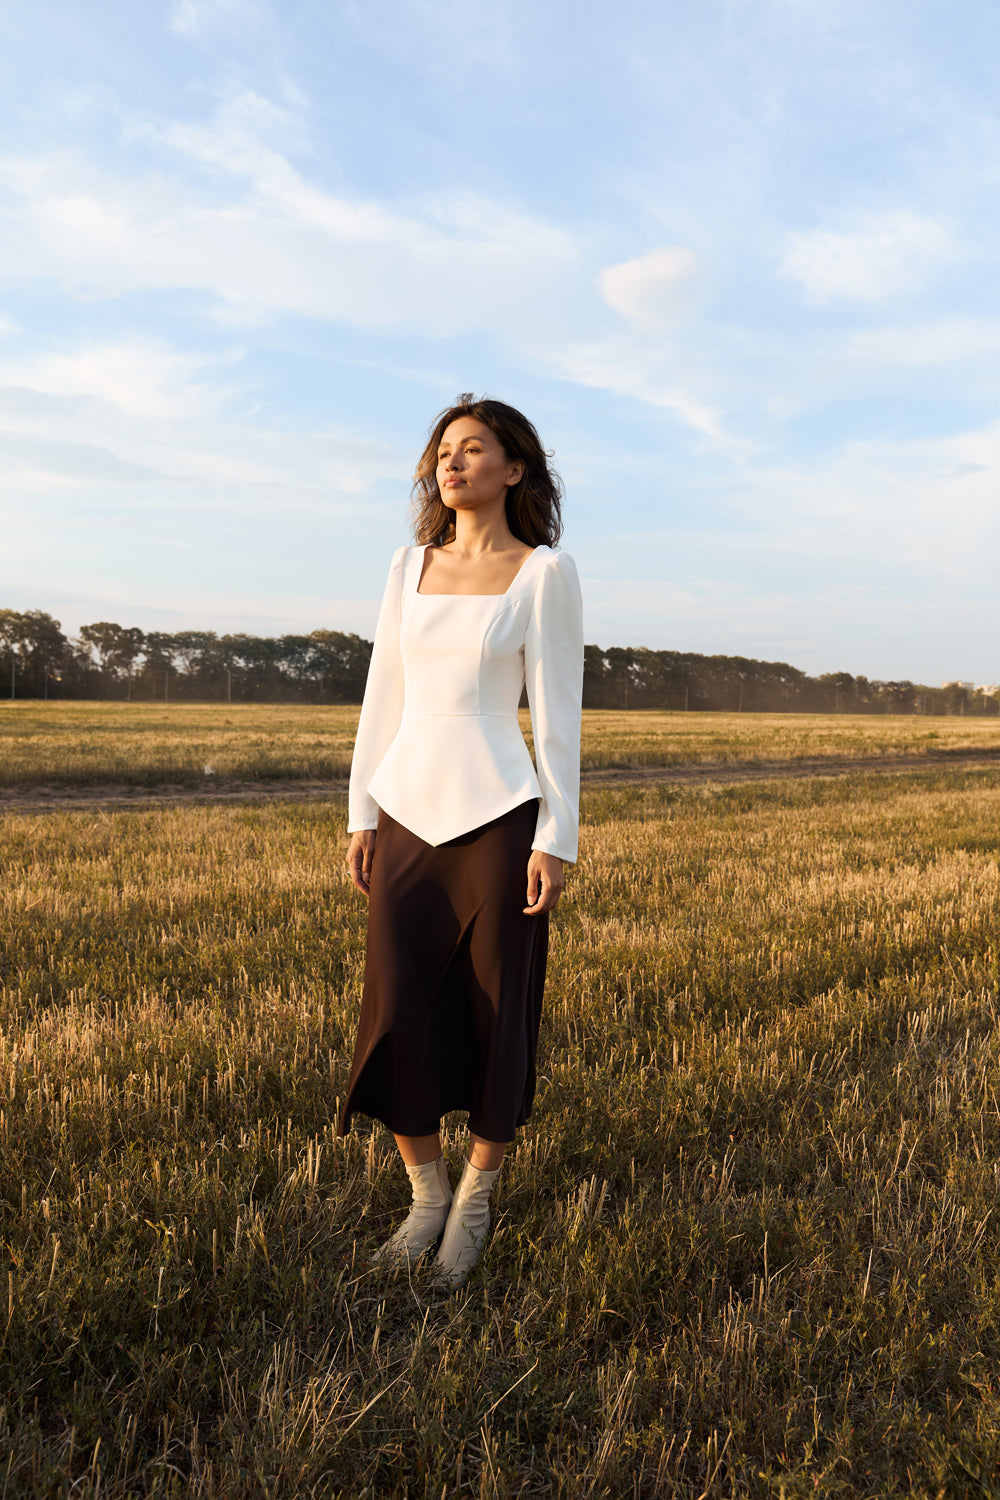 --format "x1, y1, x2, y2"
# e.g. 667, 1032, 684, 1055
2, 0, 999, 685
